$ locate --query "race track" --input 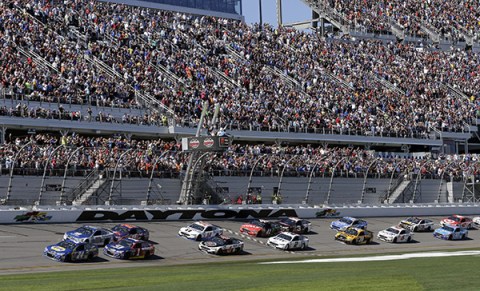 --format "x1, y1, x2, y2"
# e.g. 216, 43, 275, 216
0, 216, 479, 275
